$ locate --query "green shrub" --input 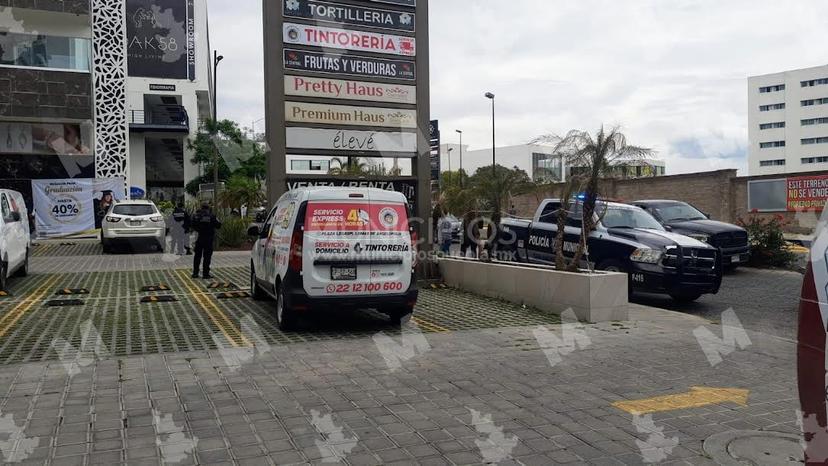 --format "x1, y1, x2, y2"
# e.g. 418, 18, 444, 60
218, 216, 252, 249
736, 214, 795, 268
